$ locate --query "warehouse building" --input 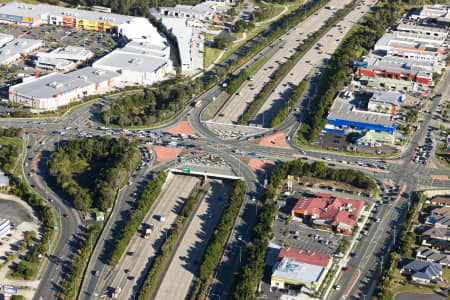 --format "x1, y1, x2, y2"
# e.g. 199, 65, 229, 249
374, 33, 447, 58
0, 38, 43, 65
356, 56, 436, 86
368, 90, 403, 114
397, 23, 448, 43
9, 67, 120, 110
271, 248, 332, 291
359, 75, 419, 93
326, 91, 397, 134
418, 5, 450, 25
